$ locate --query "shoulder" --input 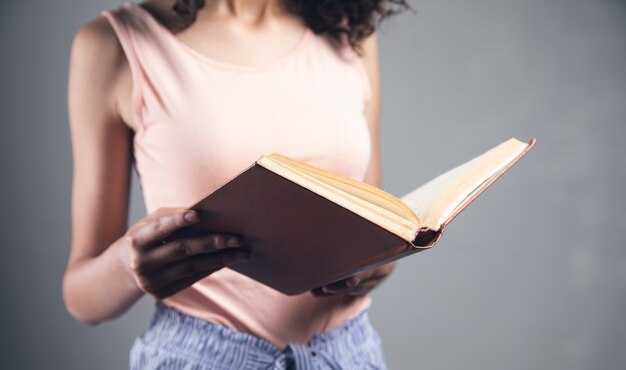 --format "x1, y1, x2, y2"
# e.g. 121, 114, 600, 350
69, 13, 131, 121
70, 13, 129, 87
71, 0, 176, 67
71, 13, 125, 69
68, 13, 140, 133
